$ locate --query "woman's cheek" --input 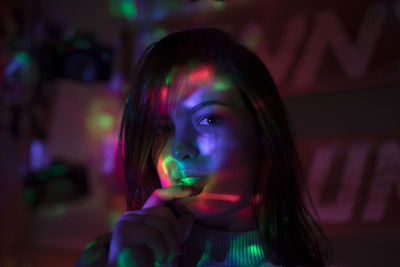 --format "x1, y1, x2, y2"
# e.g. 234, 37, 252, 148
196, 133, 215, 155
